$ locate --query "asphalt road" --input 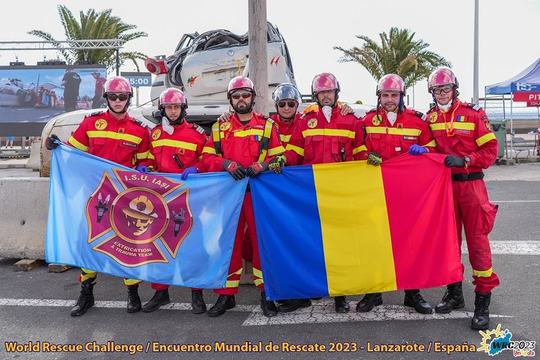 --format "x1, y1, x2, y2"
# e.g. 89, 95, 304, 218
0, 168, 539, 360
